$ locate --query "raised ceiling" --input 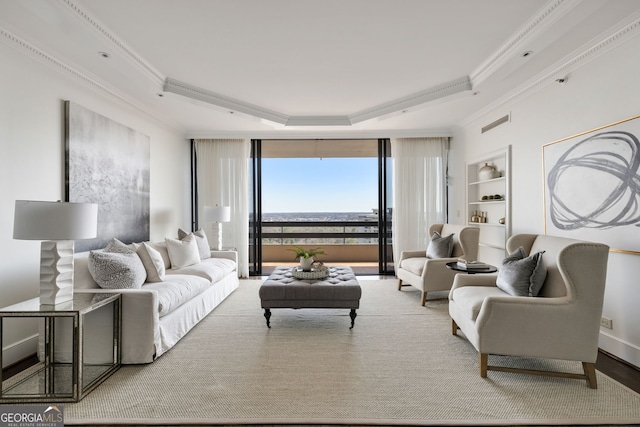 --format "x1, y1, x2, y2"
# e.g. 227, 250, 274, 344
1, 0, 639, 137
